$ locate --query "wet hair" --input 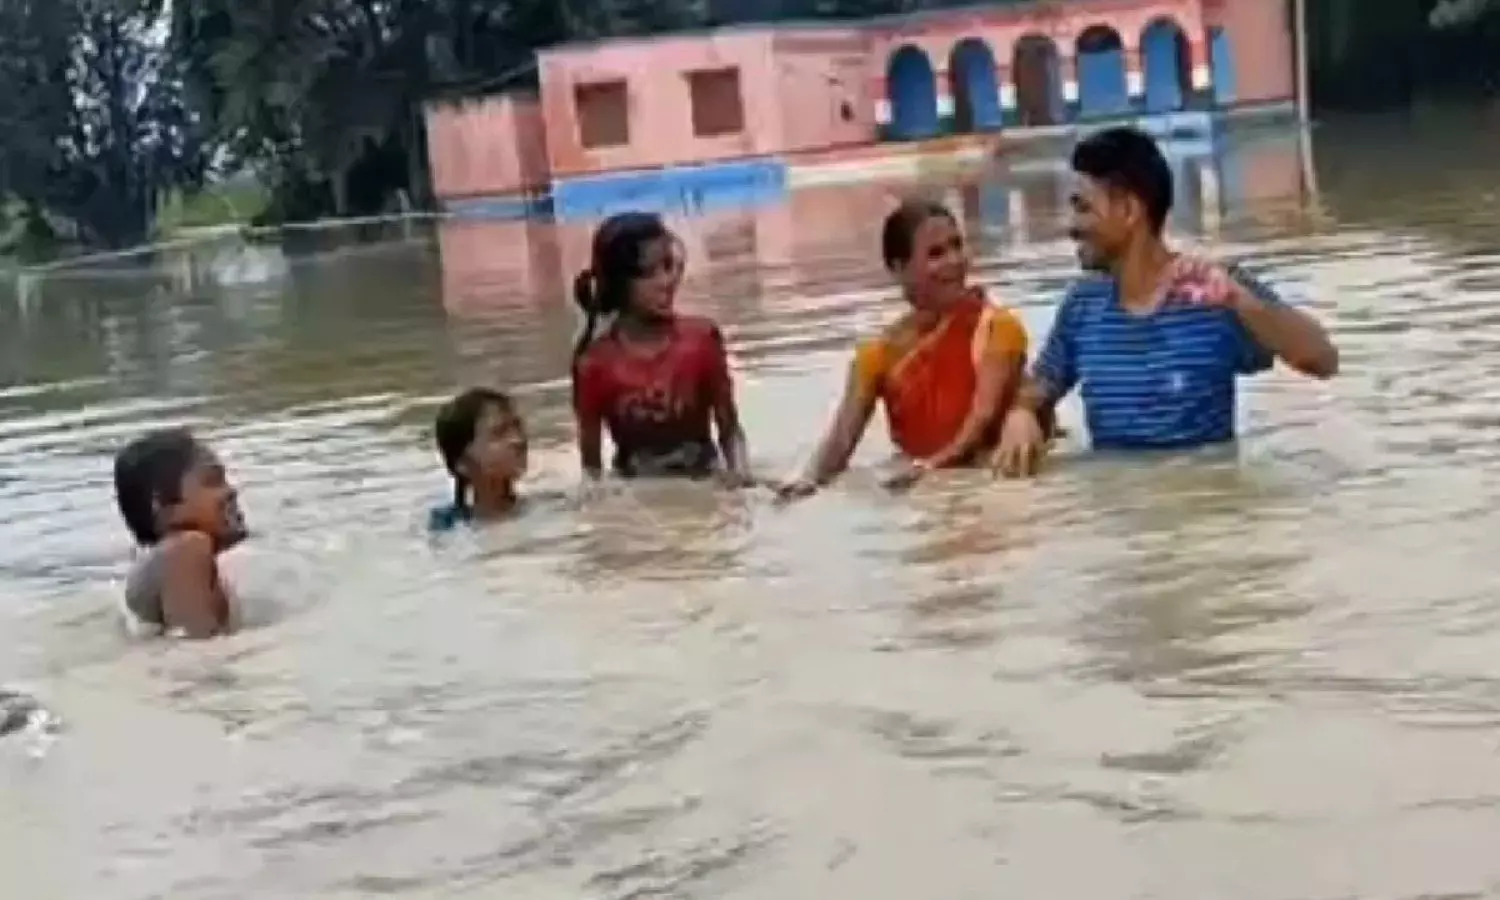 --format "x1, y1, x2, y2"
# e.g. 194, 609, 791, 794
1070, 126, 1174, 235
881, 198, 958, 270
571, 211, 674, 363
434, 387, 516, 511
113, 427, 201, 546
